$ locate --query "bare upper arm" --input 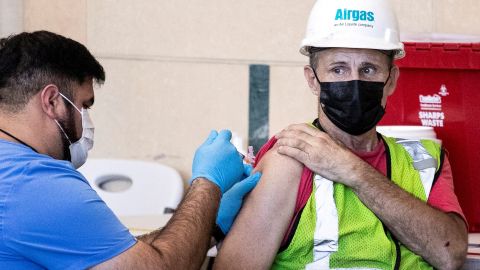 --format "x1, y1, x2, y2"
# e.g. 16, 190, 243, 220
214, 145, 304, 269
